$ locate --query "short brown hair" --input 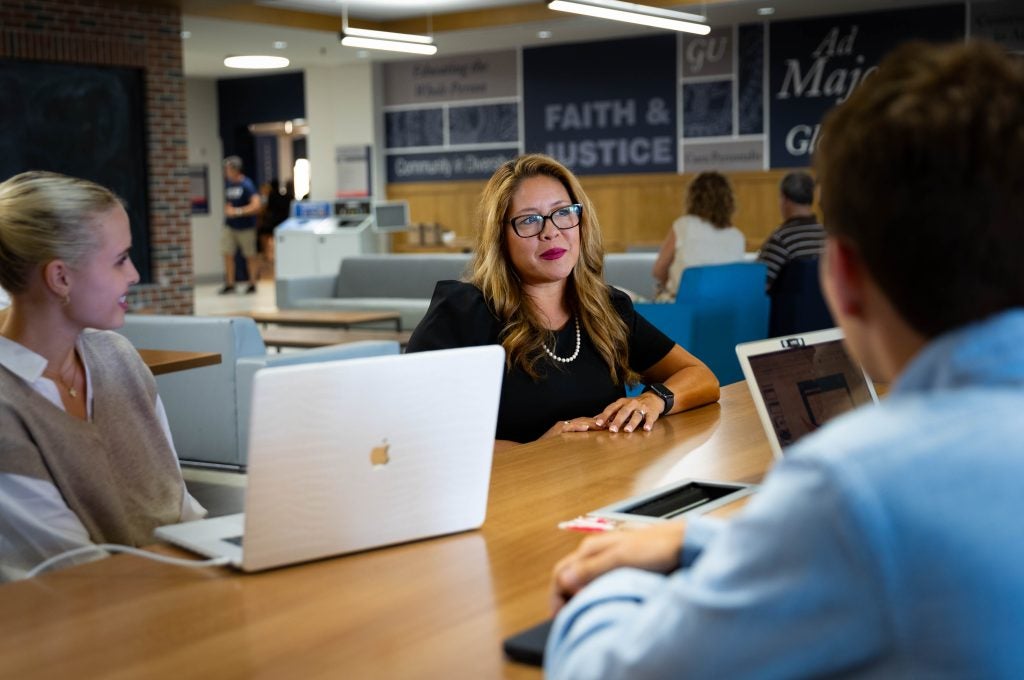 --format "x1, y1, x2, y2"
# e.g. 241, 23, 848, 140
685, 171, 735, 228
816, 40, 1024, 338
